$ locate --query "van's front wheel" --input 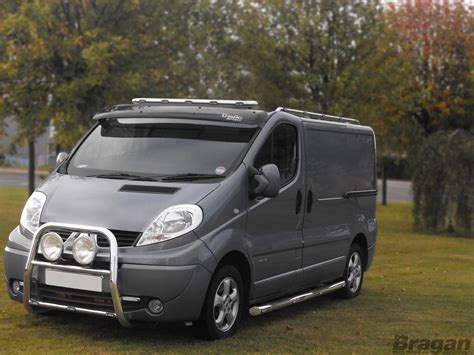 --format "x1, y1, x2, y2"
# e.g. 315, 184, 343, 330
195, 265, 244, 340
